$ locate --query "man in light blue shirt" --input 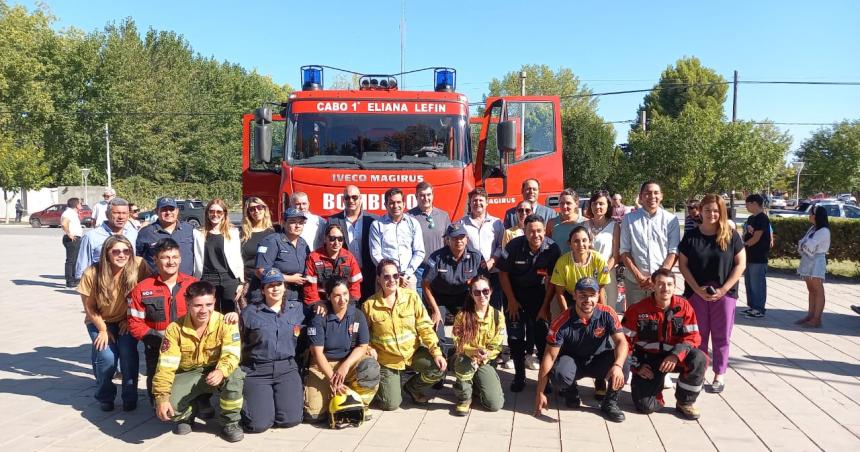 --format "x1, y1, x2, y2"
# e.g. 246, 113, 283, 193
369, 188, 425, 290
619, 181, 680, 306
76, 197, 138, 279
